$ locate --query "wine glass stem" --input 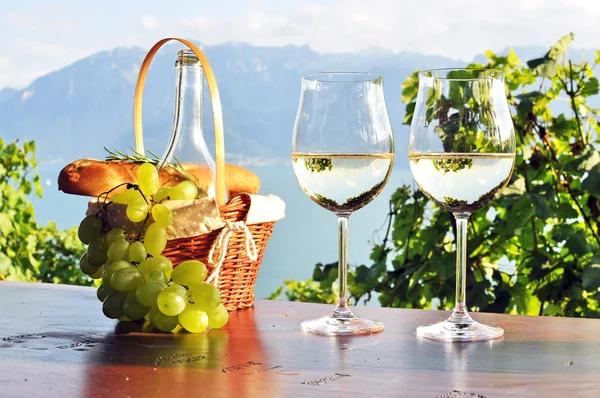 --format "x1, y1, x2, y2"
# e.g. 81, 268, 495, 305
335, 213, 351, 315
454, 213, 470, 316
